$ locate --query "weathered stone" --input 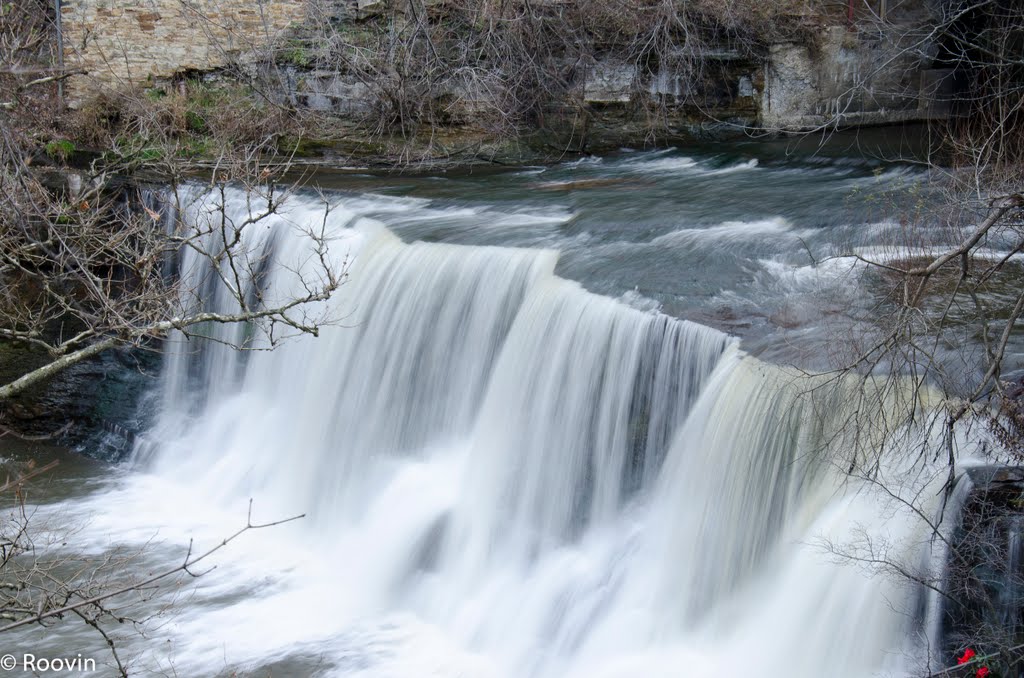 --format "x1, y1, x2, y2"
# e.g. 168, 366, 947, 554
760, 25, 941, 131
61, 0, 306, 105
275, 66, 374, 116
583, 60, 636, 104
737, 75, 755, 98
